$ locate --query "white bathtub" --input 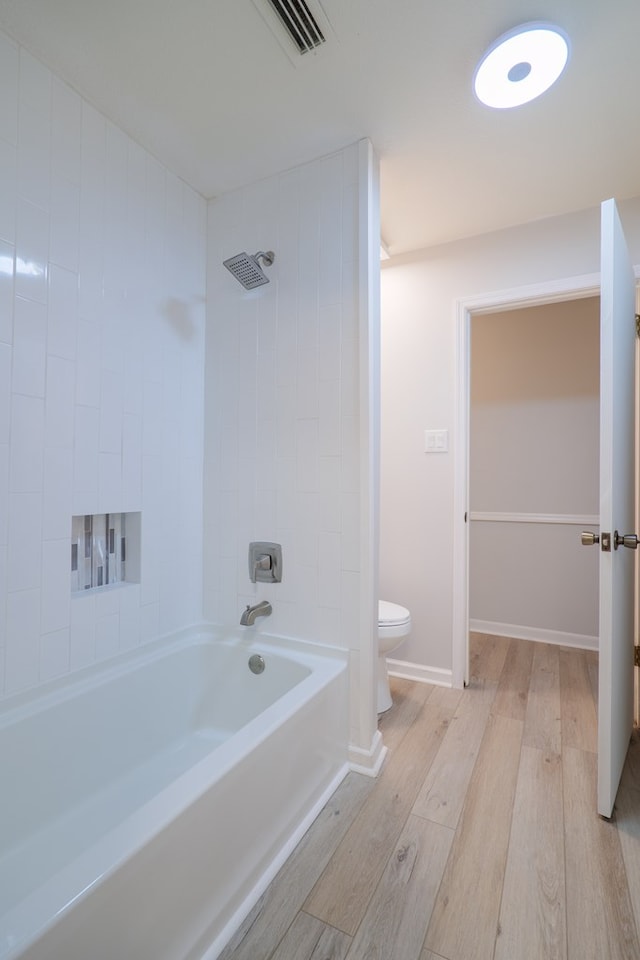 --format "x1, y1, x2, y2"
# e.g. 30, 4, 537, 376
0, 625, 349, 960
